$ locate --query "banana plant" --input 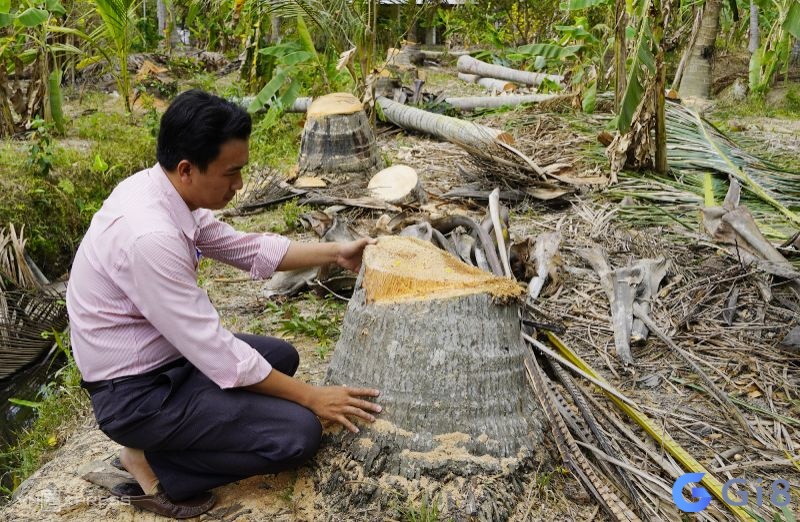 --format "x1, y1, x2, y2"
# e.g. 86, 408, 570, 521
0, 0, 72, 135
749, 0, 800, 94
508, 17, 612, 112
